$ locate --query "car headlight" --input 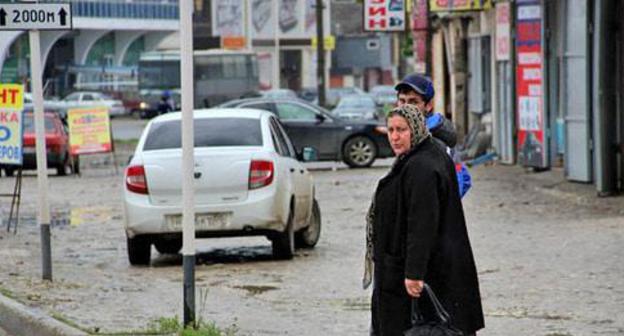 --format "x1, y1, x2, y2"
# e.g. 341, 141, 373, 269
139, 102, 148, 109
